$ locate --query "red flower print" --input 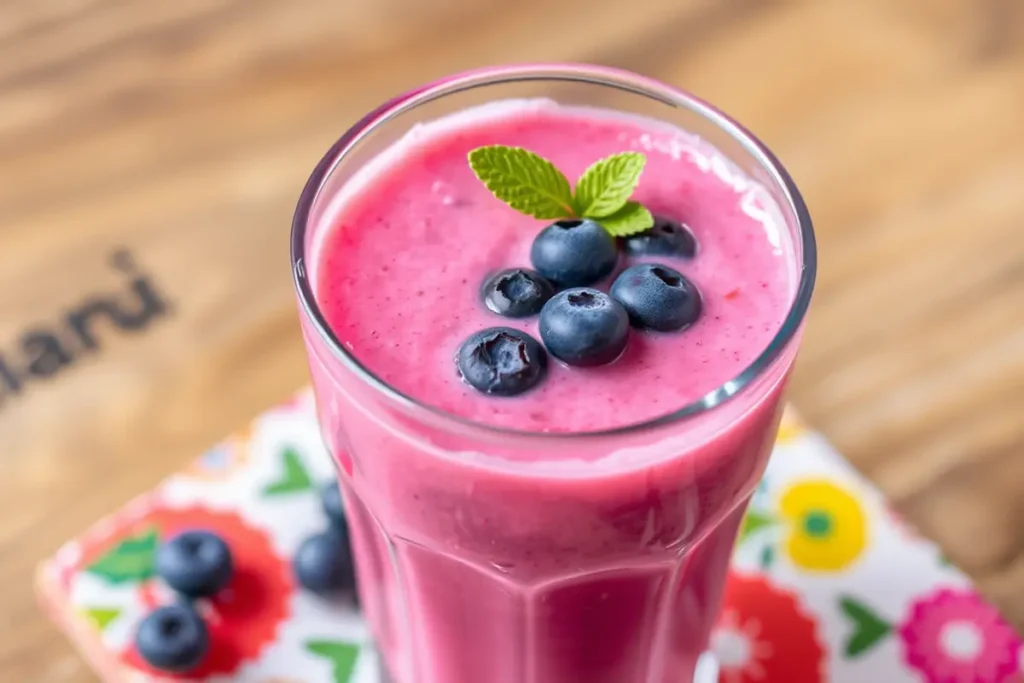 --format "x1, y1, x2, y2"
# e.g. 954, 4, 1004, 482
75, 502, 292, 678
712, 572, 827, 683
899, 588, 1021, 683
